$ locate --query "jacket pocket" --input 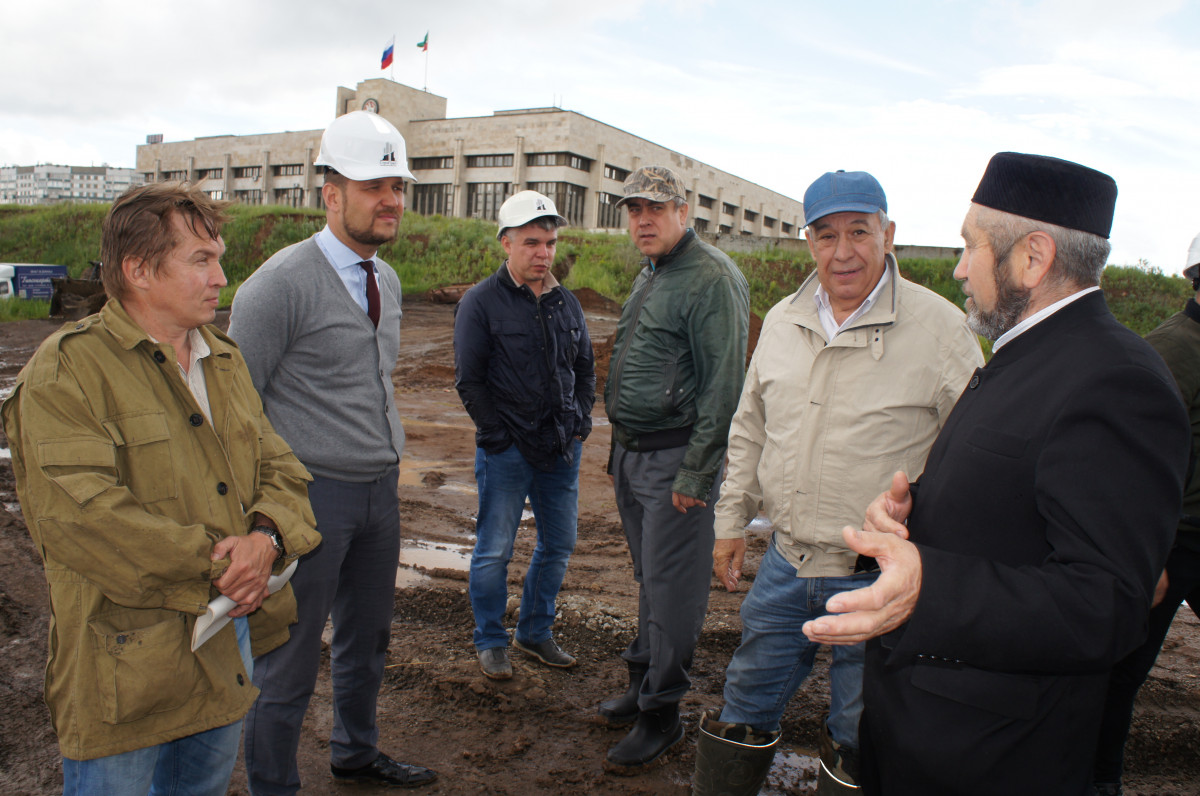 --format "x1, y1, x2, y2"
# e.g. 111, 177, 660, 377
38, 437, 117, 505
966, 426, 1029, 459
910, 660, 1038, 720
101, 411, 178, 503
88, 608, 204, 725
